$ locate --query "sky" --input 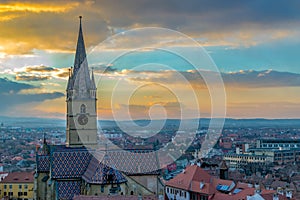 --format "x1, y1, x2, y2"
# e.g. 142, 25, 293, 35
0, 0, 300, 119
